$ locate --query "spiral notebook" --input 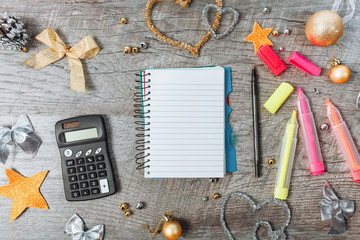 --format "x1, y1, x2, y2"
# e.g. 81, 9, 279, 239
135, 67, 236, 178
